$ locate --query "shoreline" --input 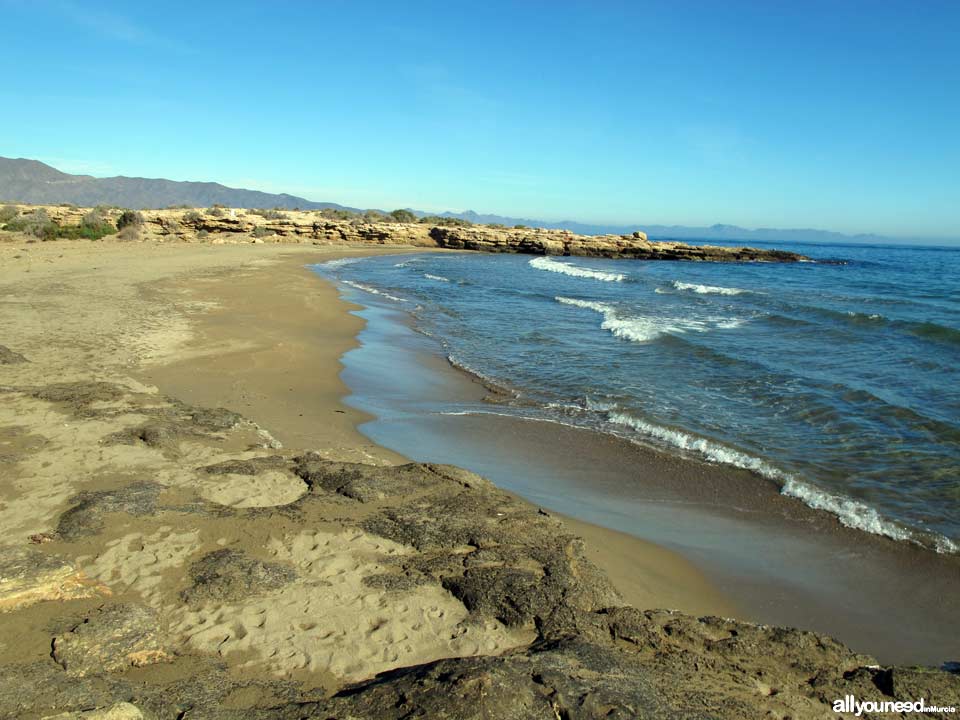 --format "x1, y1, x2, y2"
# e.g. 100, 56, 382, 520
328, 257, 960, 665
142, 251, 737, 618
1, 238, 957, 717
